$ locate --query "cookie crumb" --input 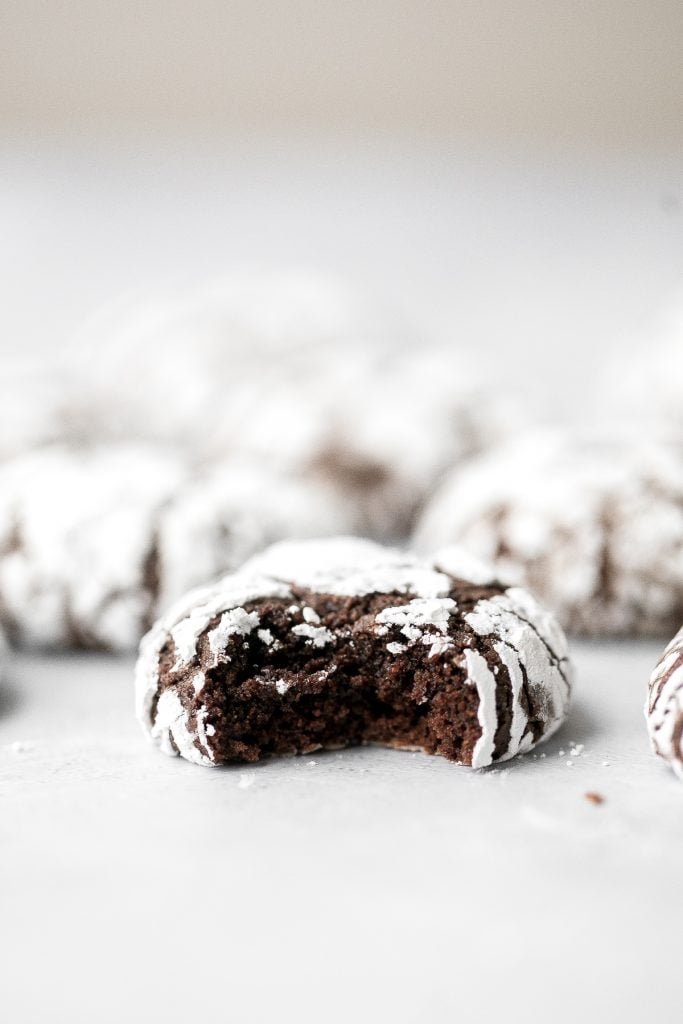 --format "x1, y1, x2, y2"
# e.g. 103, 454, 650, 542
585, 791, 605, 805
9, 740, 32, 753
